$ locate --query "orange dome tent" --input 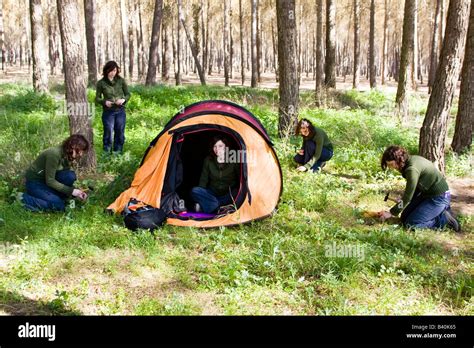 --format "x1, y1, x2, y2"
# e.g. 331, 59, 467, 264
107, 100, 282, 228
